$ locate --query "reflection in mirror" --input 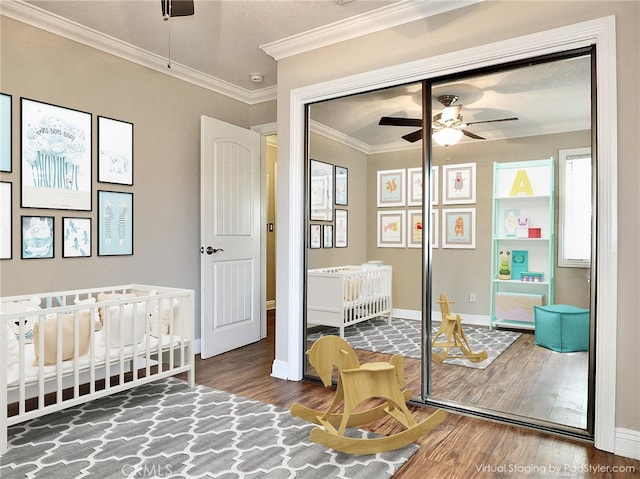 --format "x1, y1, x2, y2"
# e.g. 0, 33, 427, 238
304, 83, 425, 399
429, 53, 593, 433
303, 51, 594, 437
